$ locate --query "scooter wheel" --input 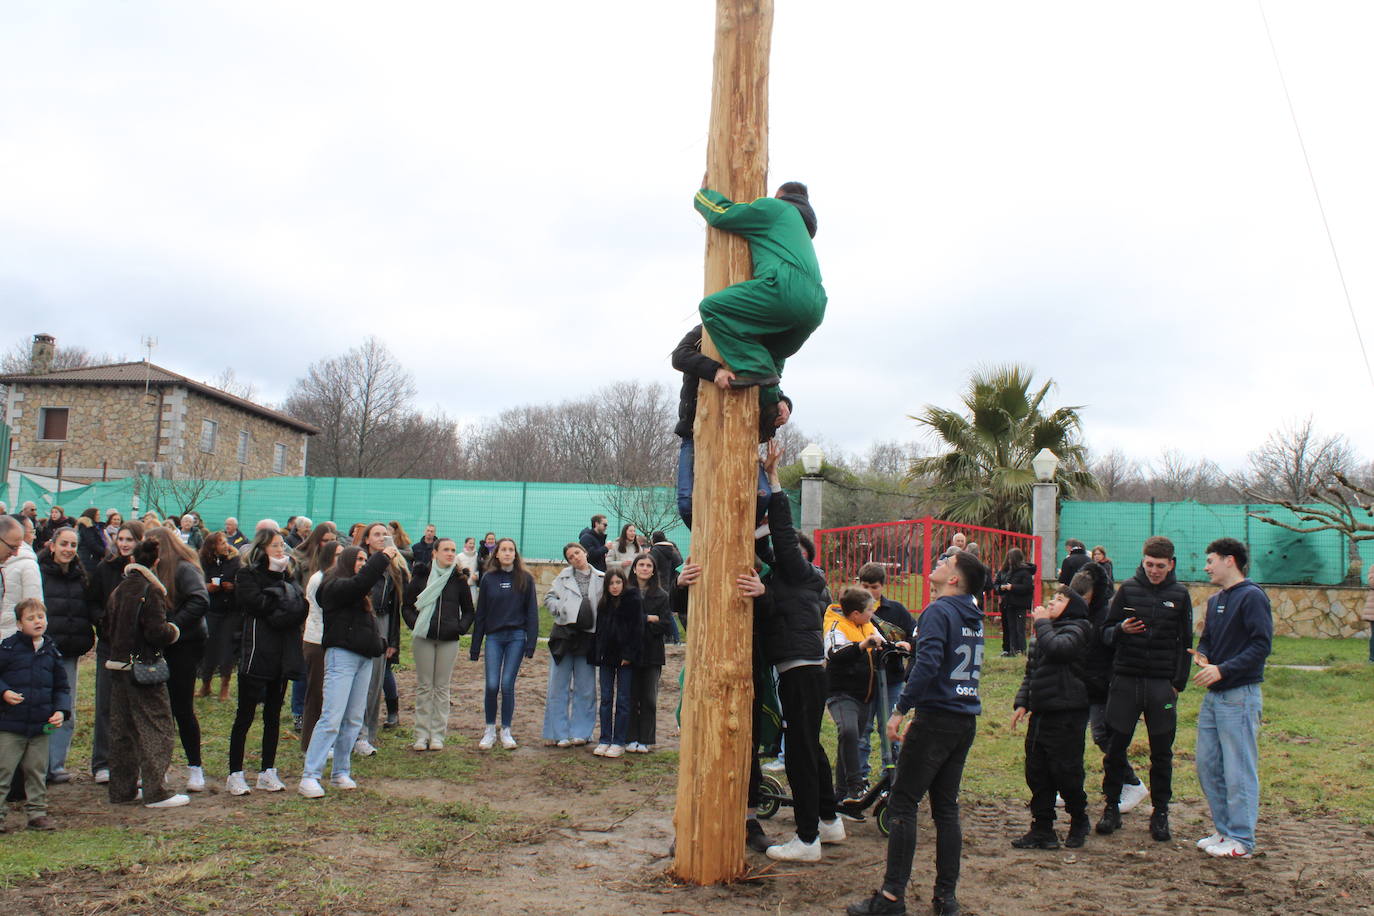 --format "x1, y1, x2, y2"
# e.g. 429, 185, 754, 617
875, 800, 891, 837
757, 775, 783, 820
